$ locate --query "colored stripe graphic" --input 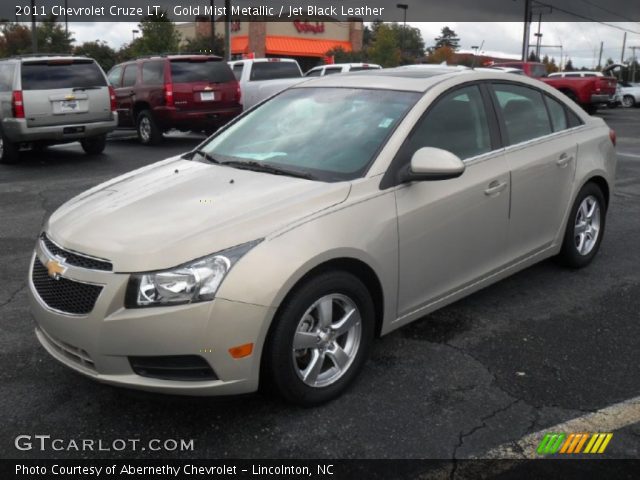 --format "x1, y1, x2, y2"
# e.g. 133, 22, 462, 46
537, 433, 613, 454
